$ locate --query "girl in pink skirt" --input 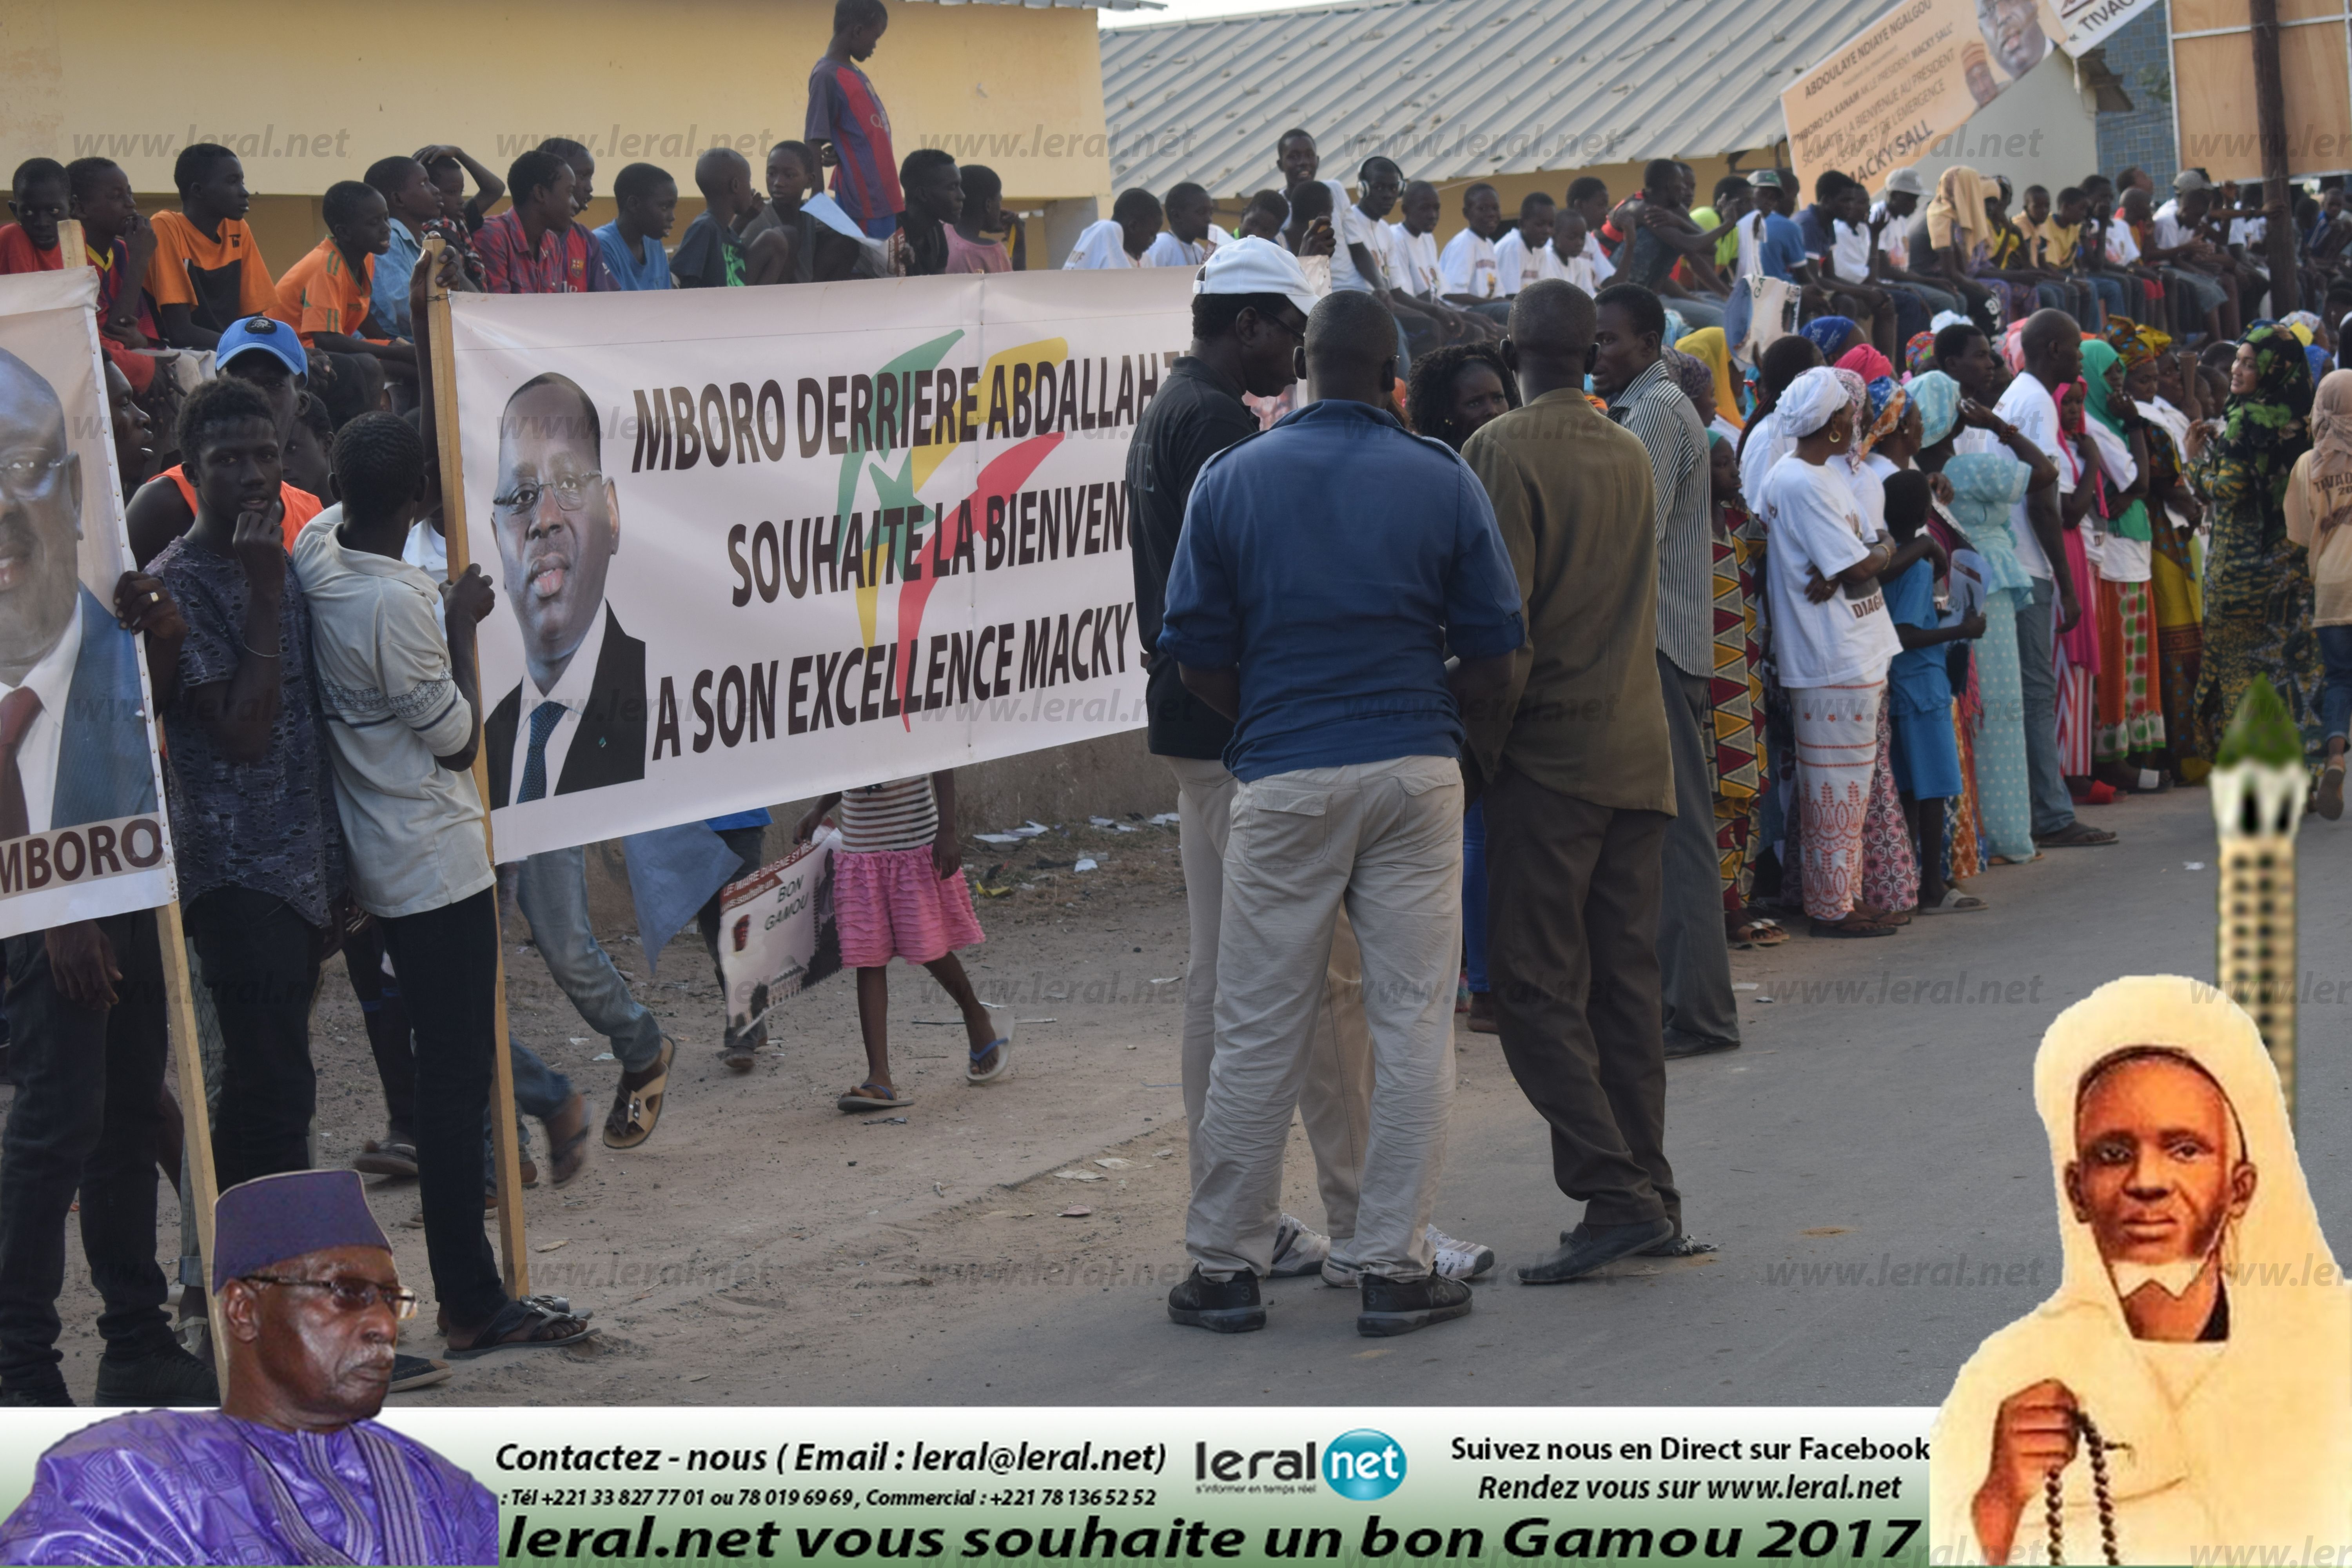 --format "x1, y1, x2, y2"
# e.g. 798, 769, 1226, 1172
795, 770, 1009, 1111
